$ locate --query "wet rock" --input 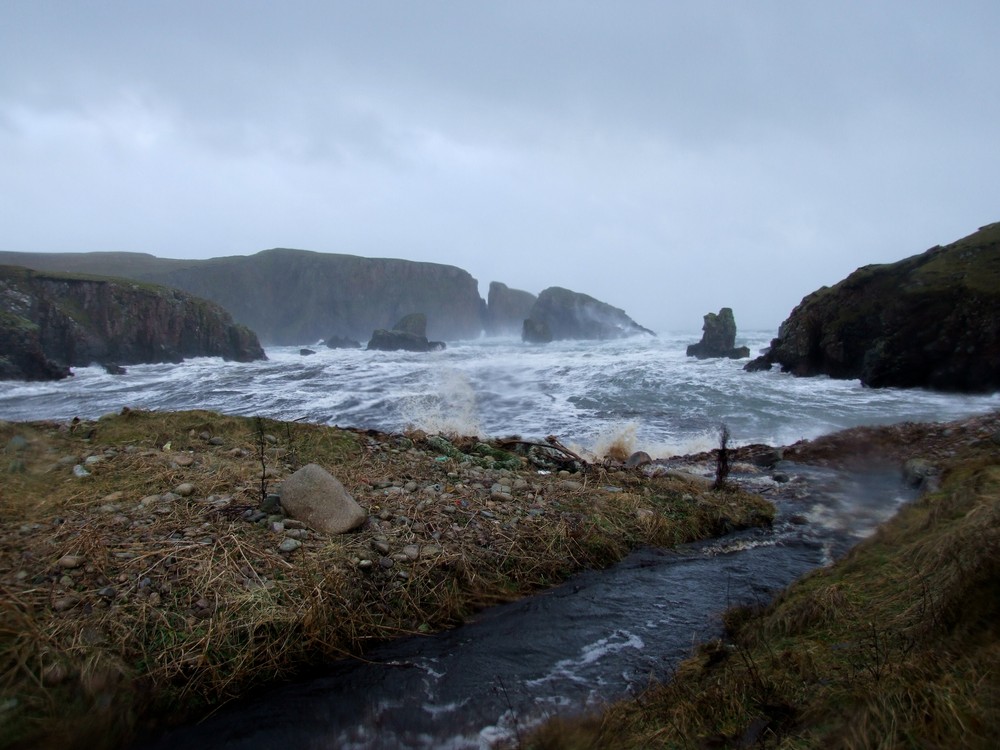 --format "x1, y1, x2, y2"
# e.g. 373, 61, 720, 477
625, 451, 652, 468
686, 308, 750, 359
299, 348, 316, 356
279, 463, 367, 534
903, 458, 939, 490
